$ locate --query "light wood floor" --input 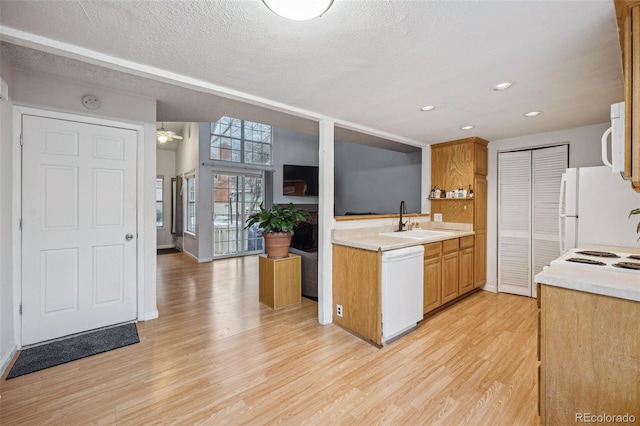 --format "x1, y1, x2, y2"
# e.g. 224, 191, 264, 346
1, 253, 539, 425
